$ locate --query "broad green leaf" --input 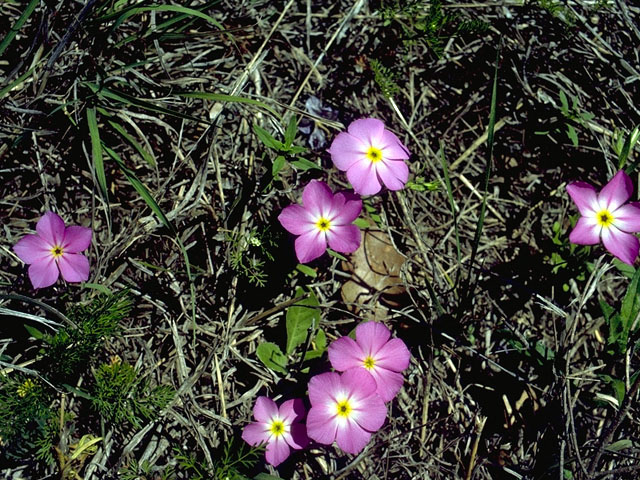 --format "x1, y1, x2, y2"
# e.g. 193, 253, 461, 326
620, 267, 640, 327
606, 439, 633, 452
315, 328, 327, 350
291, 158, 322, 171
253, 124, 283, 150
256, 342, 287, 374
353, 217, 369, 229
326, 248, 347, 261
272, 155, 285, 177
286, 287, 320, 355
303, 349, 324, 361
566, 124, 579, 146
24, 324, 44, 340
296, 264, 317, 278
559, 90, 569, 115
